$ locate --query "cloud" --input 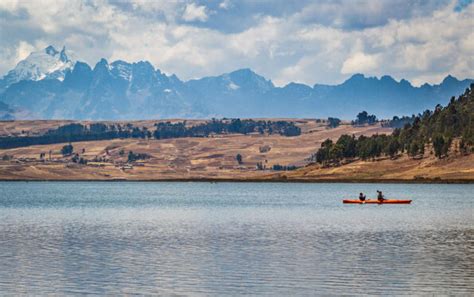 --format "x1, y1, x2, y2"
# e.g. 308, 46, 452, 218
15, 41, 35, 61
182, 3, 209, 22
219, 0, 232, 10
295, 0, 449, 30
0, 0, 472, 87
341, 52, 380, 74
